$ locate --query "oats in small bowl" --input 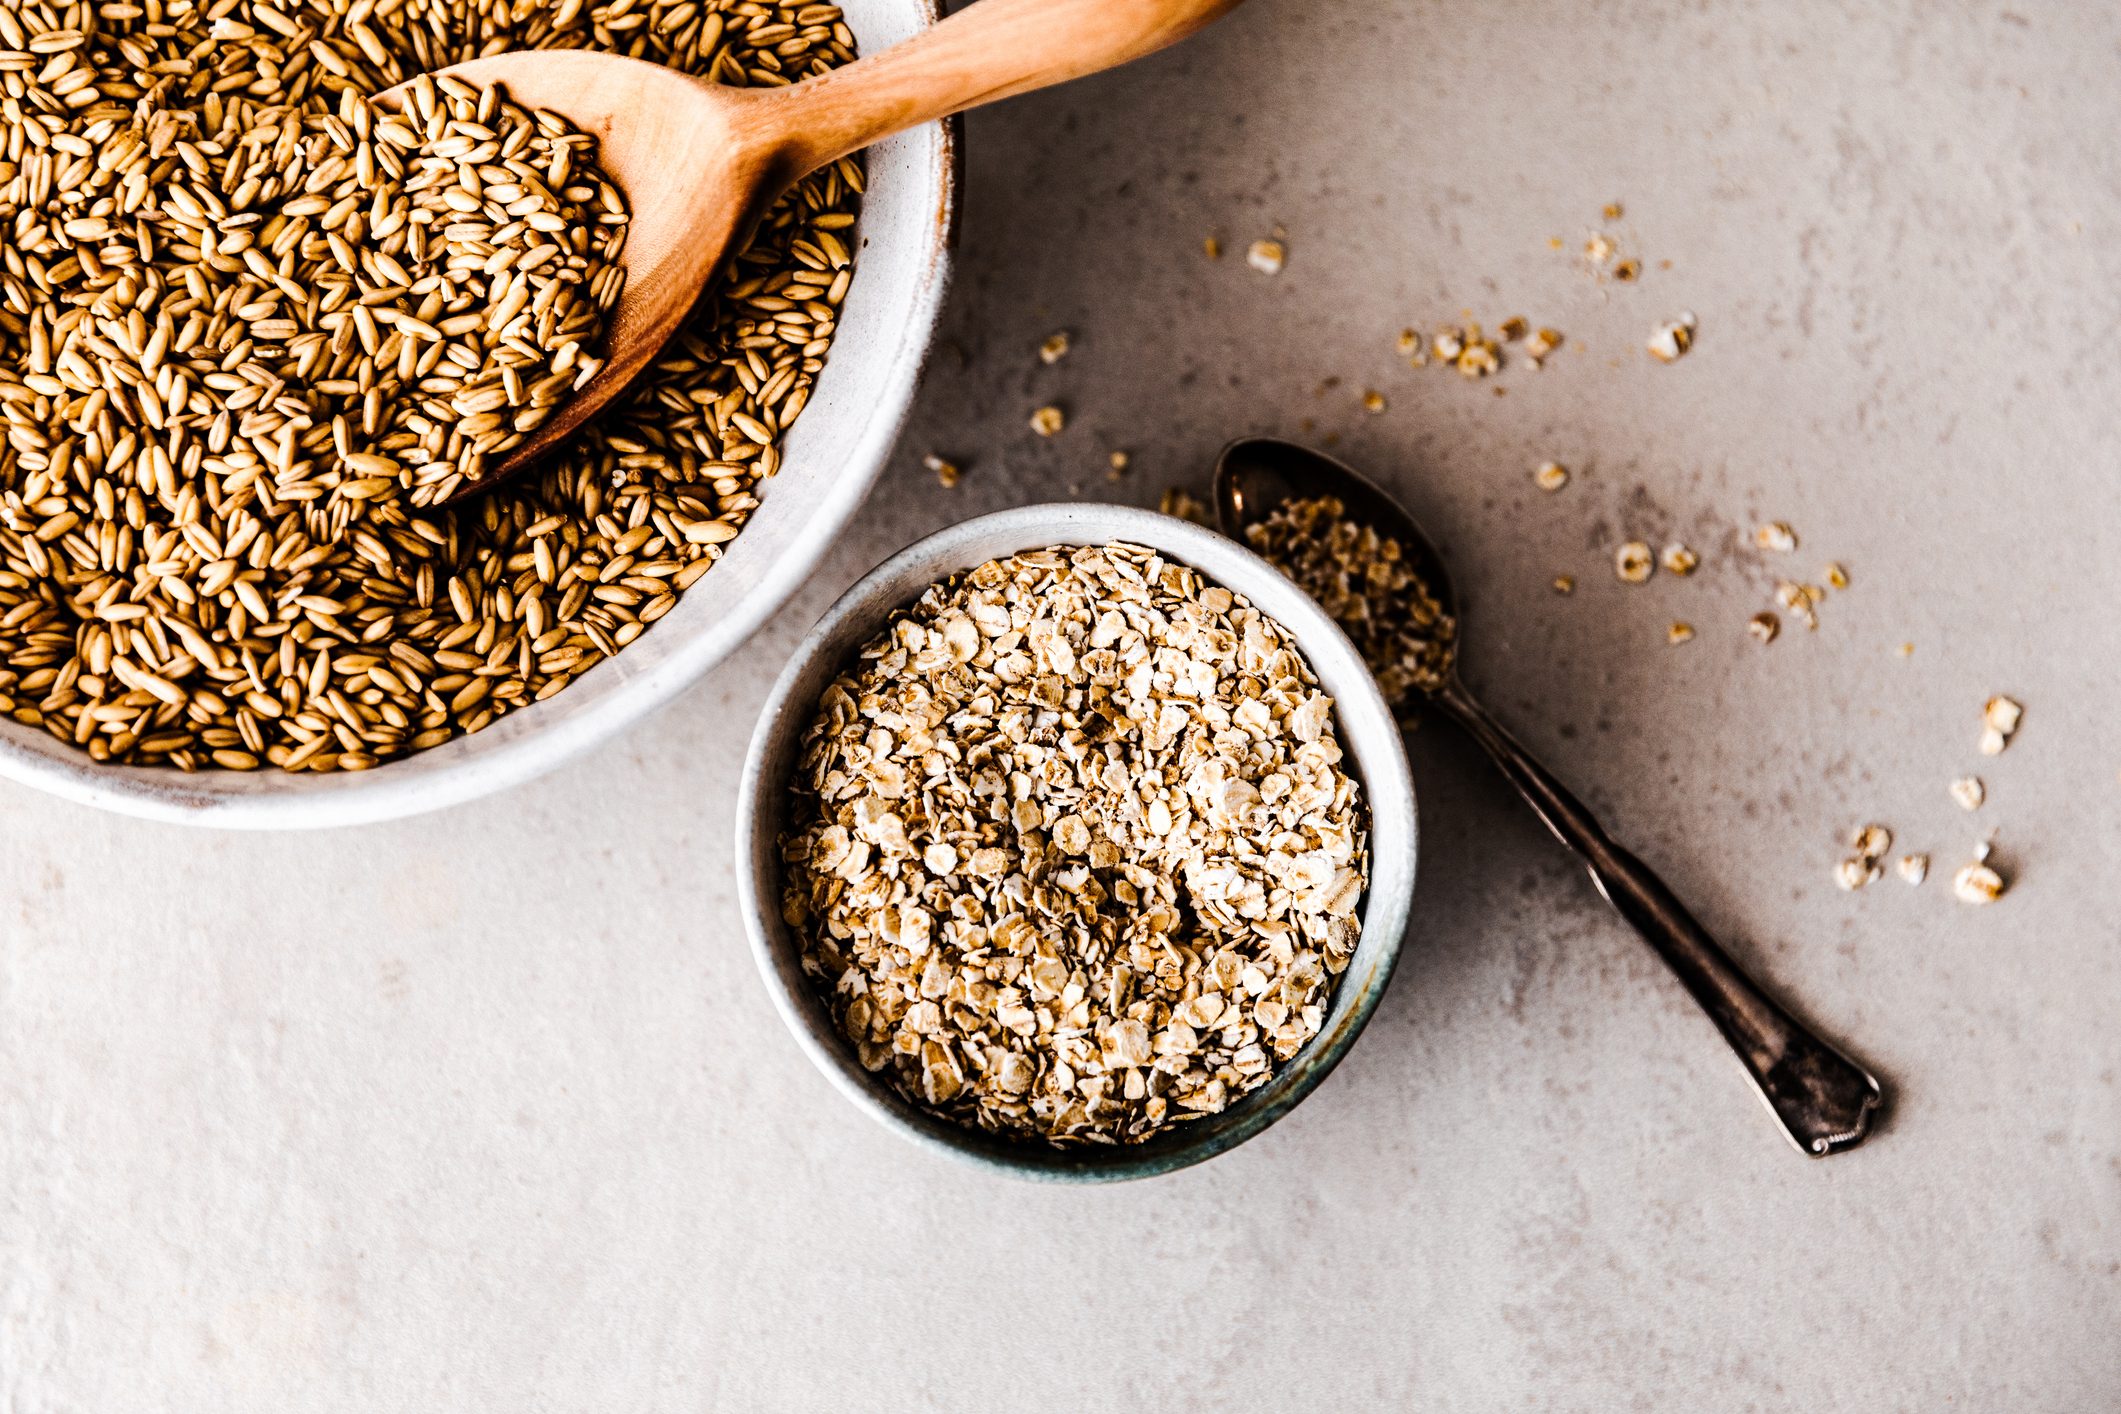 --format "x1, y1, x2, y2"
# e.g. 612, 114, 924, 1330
736, 506, 1416, 1181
